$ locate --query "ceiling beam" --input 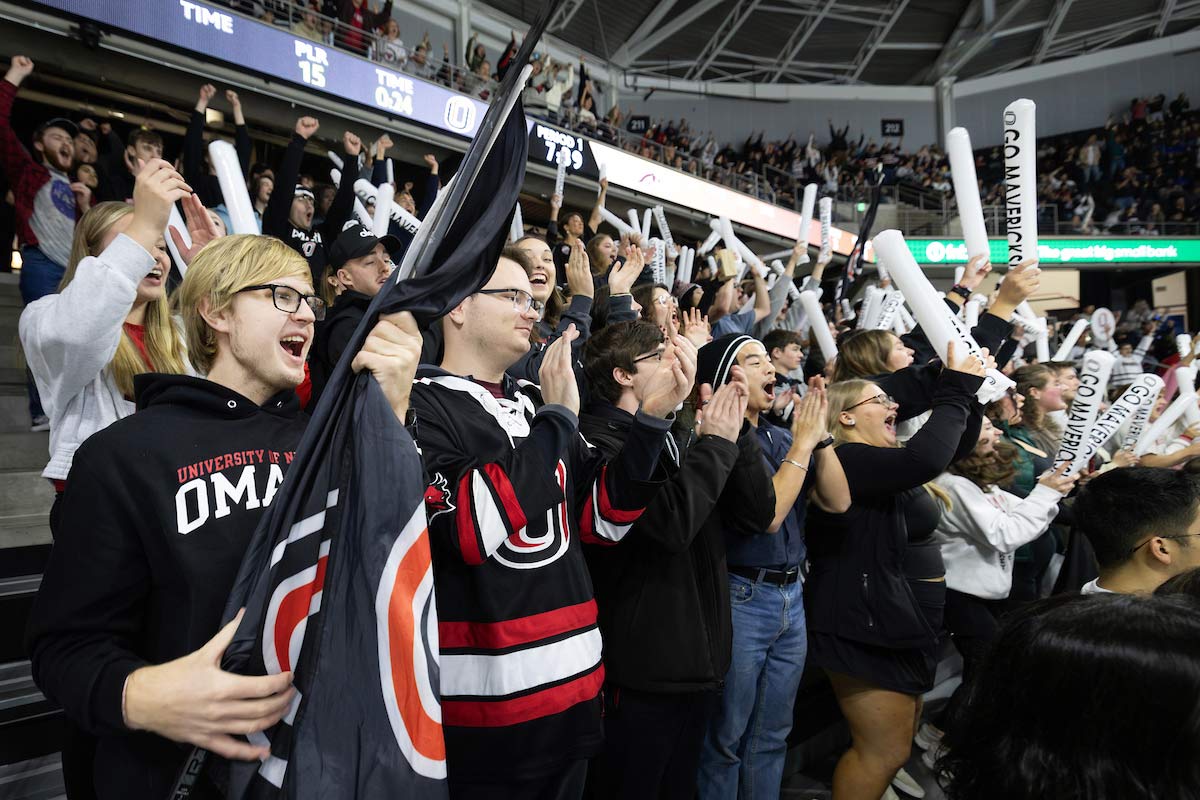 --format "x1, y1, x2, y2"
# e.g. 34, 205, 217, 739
933, 0, 1034, 79
1156, 0, 1179, 36
1032, 0, 1075, 64
685, 0, 766, 81
767, 0, 839, 82
546, 0, 588, 33
847, 0, 911, 82
612, 0, 724, 65
876, 42, 944, 50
